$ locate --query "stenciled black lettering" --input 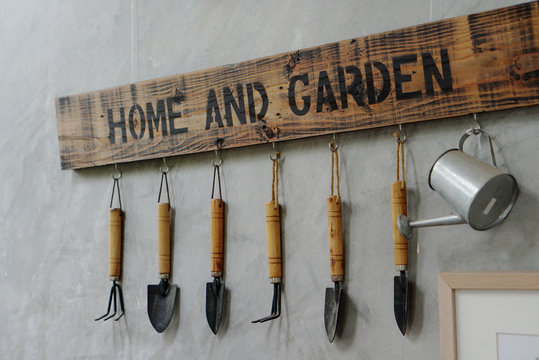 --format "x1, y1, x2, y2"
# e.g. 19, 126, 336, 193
345, 65, 367, 107
107, 108, 127, 144
167, 97, 187, 135
316, 71, 338, 113
288, 73, 310, 116
223, 85, 246, 126
246, 83, 256, 123
337, 67, 348, 109
205, 89, 223, 130
253, 82, 268, 120
128, 104, 146, 139
365, 61, 391, 104
422, 49, 452, 95
393, 54, 421, 100
146, 100, 167, 138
